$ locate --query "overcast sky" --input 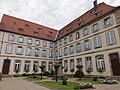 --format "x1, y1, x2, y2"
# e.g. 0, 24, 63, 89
0, 0, 120, 30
